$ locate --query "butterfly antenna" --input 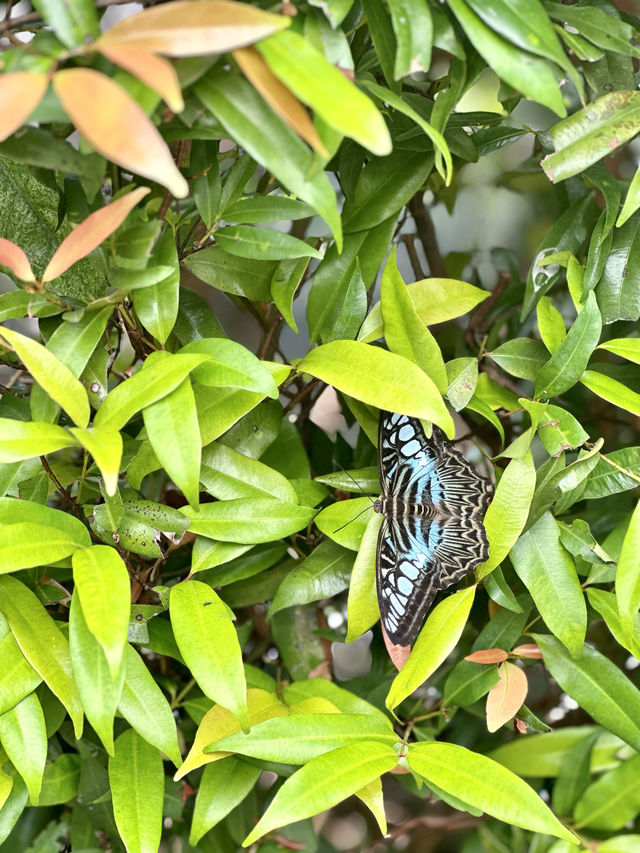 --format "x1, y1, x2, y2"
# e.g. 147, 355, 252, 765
332, 503, 374, 534
334, 462, 376, 506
